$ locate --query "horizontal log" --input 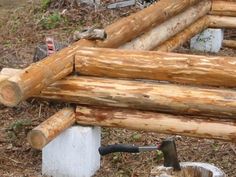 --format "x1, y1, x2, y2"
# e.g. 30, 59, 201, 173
208, 15, 236, 28
37, 76, 236, 119
120, 0, 211, 50
97, 0, 201, 48
223, 39, 236, 49
76, 106, 236, 142
75, 47, 236, 88
0, 39, 94, 107
0, 0, 201, 107
210, 0, 236, 17
154, 16, 209, 52
27, 108, 75, 150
